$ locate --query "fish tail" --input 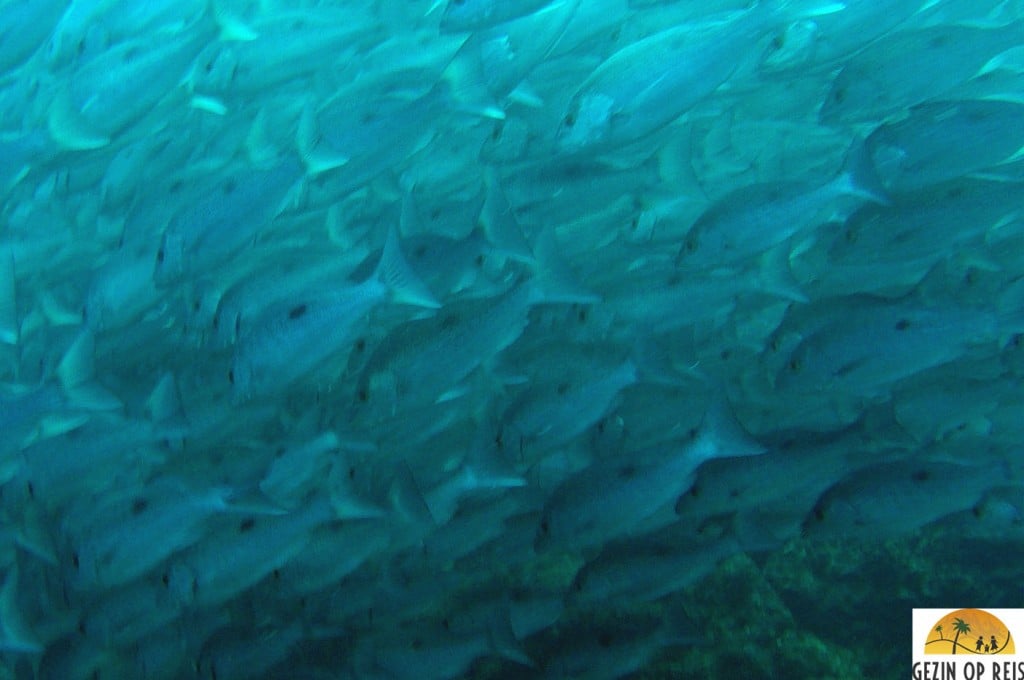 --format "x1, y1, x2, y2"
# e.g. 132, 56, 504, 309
996, 276, 1024, 341
527, 227, 601, 305
769, 0, 847, 23
47, 86, 110, 151
57, 330, 122, 411
388, 461, 436, 529
296, 101, 349, 177
209, 0, 259, 41
698, 389, 767, 460
838, 136, 891, 206
481, 167, 536, 264
0, 244, 16, 346
757, 244, 808, 303
327, 457, 387, 521
0, 565, 44, 654
374, 225, 441, 309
